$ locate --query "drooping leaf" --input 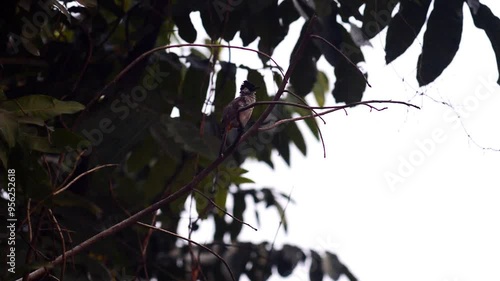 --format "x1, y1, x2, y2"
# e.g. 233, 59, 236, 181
417, 0, 464, 86
276, 244, 305, 277
272, 133, 290, 165
278, 0, 300, 27
290, 20, 322, 97
18, 133, 62, 153
51, 128, 91, 150
285, 119, 307, 156
385, 0, 432, 64
309, 250, 324, 281
179, 54, 210, 122
254, 1, 288, 63
361, 0, 399, 39
313, 71, 329, 107
323, 252, 345, 281
126, 136, 157, 174
0, 141, 7, 168
247, 69, 268, 119
331, 23, 367, 104
173, 13, 197, 43
0, 110, 19, 148
337, 0, 364, 21
469, 3, 500, 84
1, 95, 85, 121
229, 191, 246, 240
214, 62, 237, 120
